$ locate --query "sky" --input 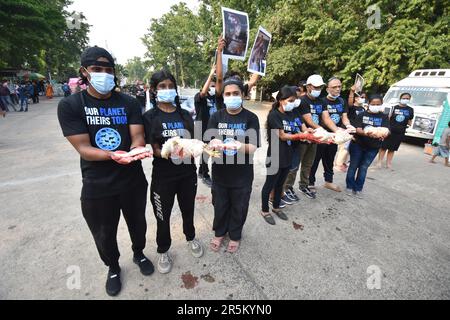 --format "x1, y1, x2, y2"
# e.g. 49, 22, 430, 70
68, 0, 199, 65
